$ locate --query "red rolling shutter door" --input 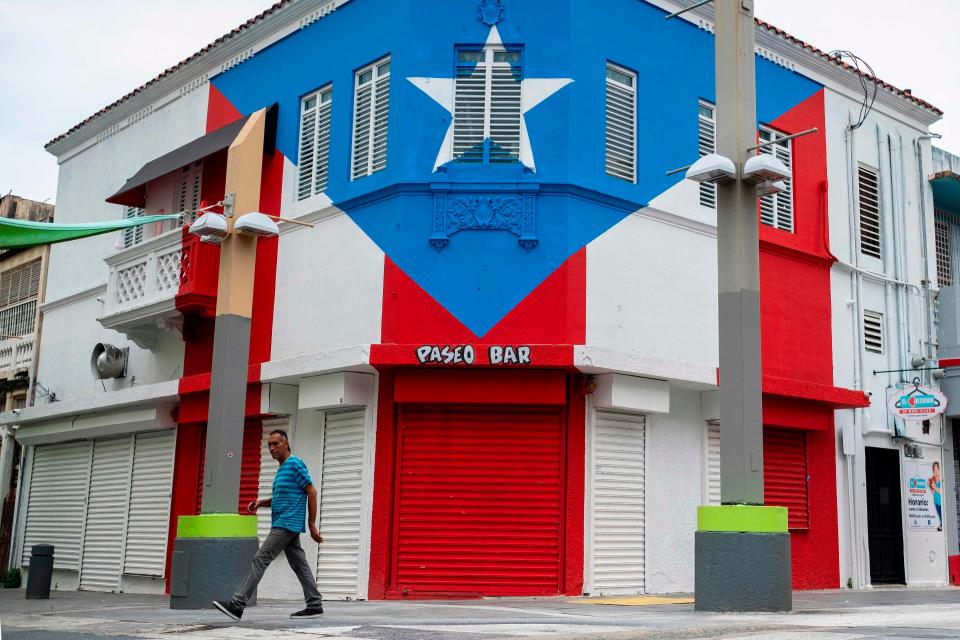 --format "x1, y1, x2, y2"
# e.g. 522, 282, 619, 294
195, 422, 263, 514
764, 428, 809, 530
395, 406, 565, 596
